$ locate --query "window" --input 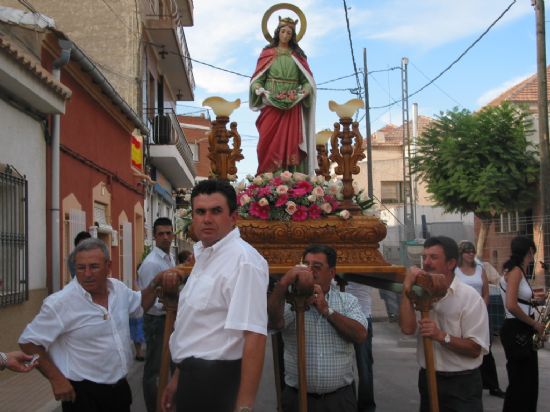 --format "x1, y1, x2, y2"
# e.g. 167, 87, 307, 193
0, 165, 28, 306
495, 211, 520, 233
381, 181, 404, 204
189, 143, 199, 161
